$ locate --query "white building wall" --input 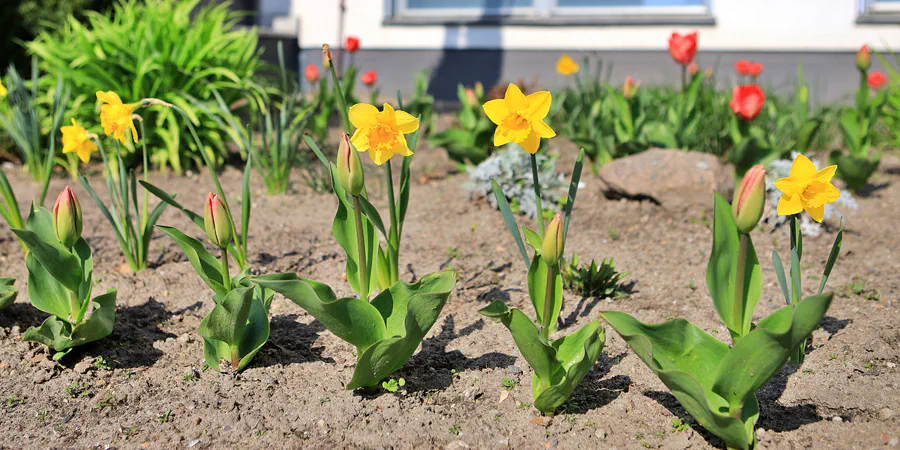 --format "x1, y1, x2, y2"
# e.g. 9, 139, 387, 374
291, 0, 900, 51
